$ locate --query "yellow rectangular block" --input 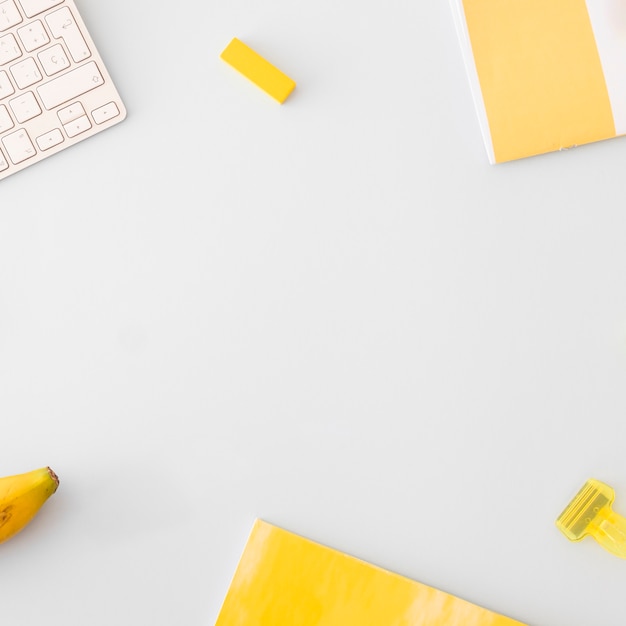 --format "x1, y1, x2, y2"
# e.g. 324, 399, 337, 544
220, 38, 296, 103
215, 520, 527, 626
